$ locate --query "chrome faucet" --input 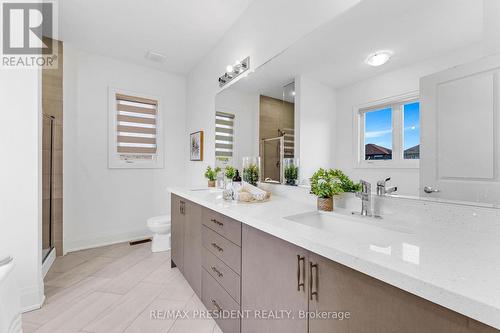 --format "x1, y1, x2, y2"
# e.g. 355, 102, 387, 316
355, 180, 372, 216
377, 177, 398, 196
